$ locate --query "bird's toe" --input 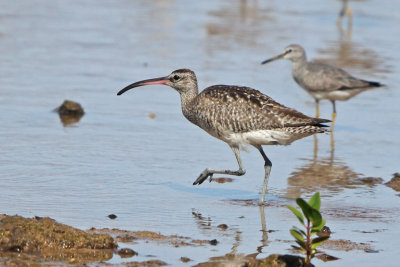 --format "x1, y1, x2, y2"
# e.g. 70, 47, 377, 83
193, 170, 212, 185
